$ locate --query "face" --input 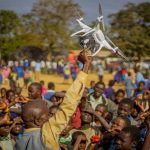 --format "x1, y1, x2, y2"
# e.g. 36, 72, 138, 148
81, 112, 92, 123
7, 91, 15, 102
95, 106, 106, 116
139, 83, 145, 91
109, 118, 126, 135
11, 123, 23, 135
49, 107, 58, 117
94, 83, 105, 98
116, 131, 134, 150
1, 89, 6, 97
117, 103, 130, 117
115, 92, 124, 104
16, 88, 22, 95
143, 90, 150, 100
78, 135, 87, 150
51, 96, 60, 106
0, 125, 10, 137
90, 81, 95, 88
28, 85, 41, 99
